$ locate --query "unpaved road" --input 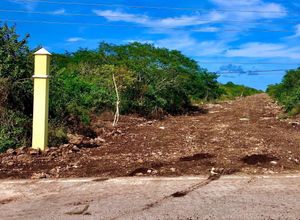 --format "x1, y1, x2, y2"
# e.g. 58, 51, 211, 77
1, 174, 300, 220
1, 93, 300, 179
